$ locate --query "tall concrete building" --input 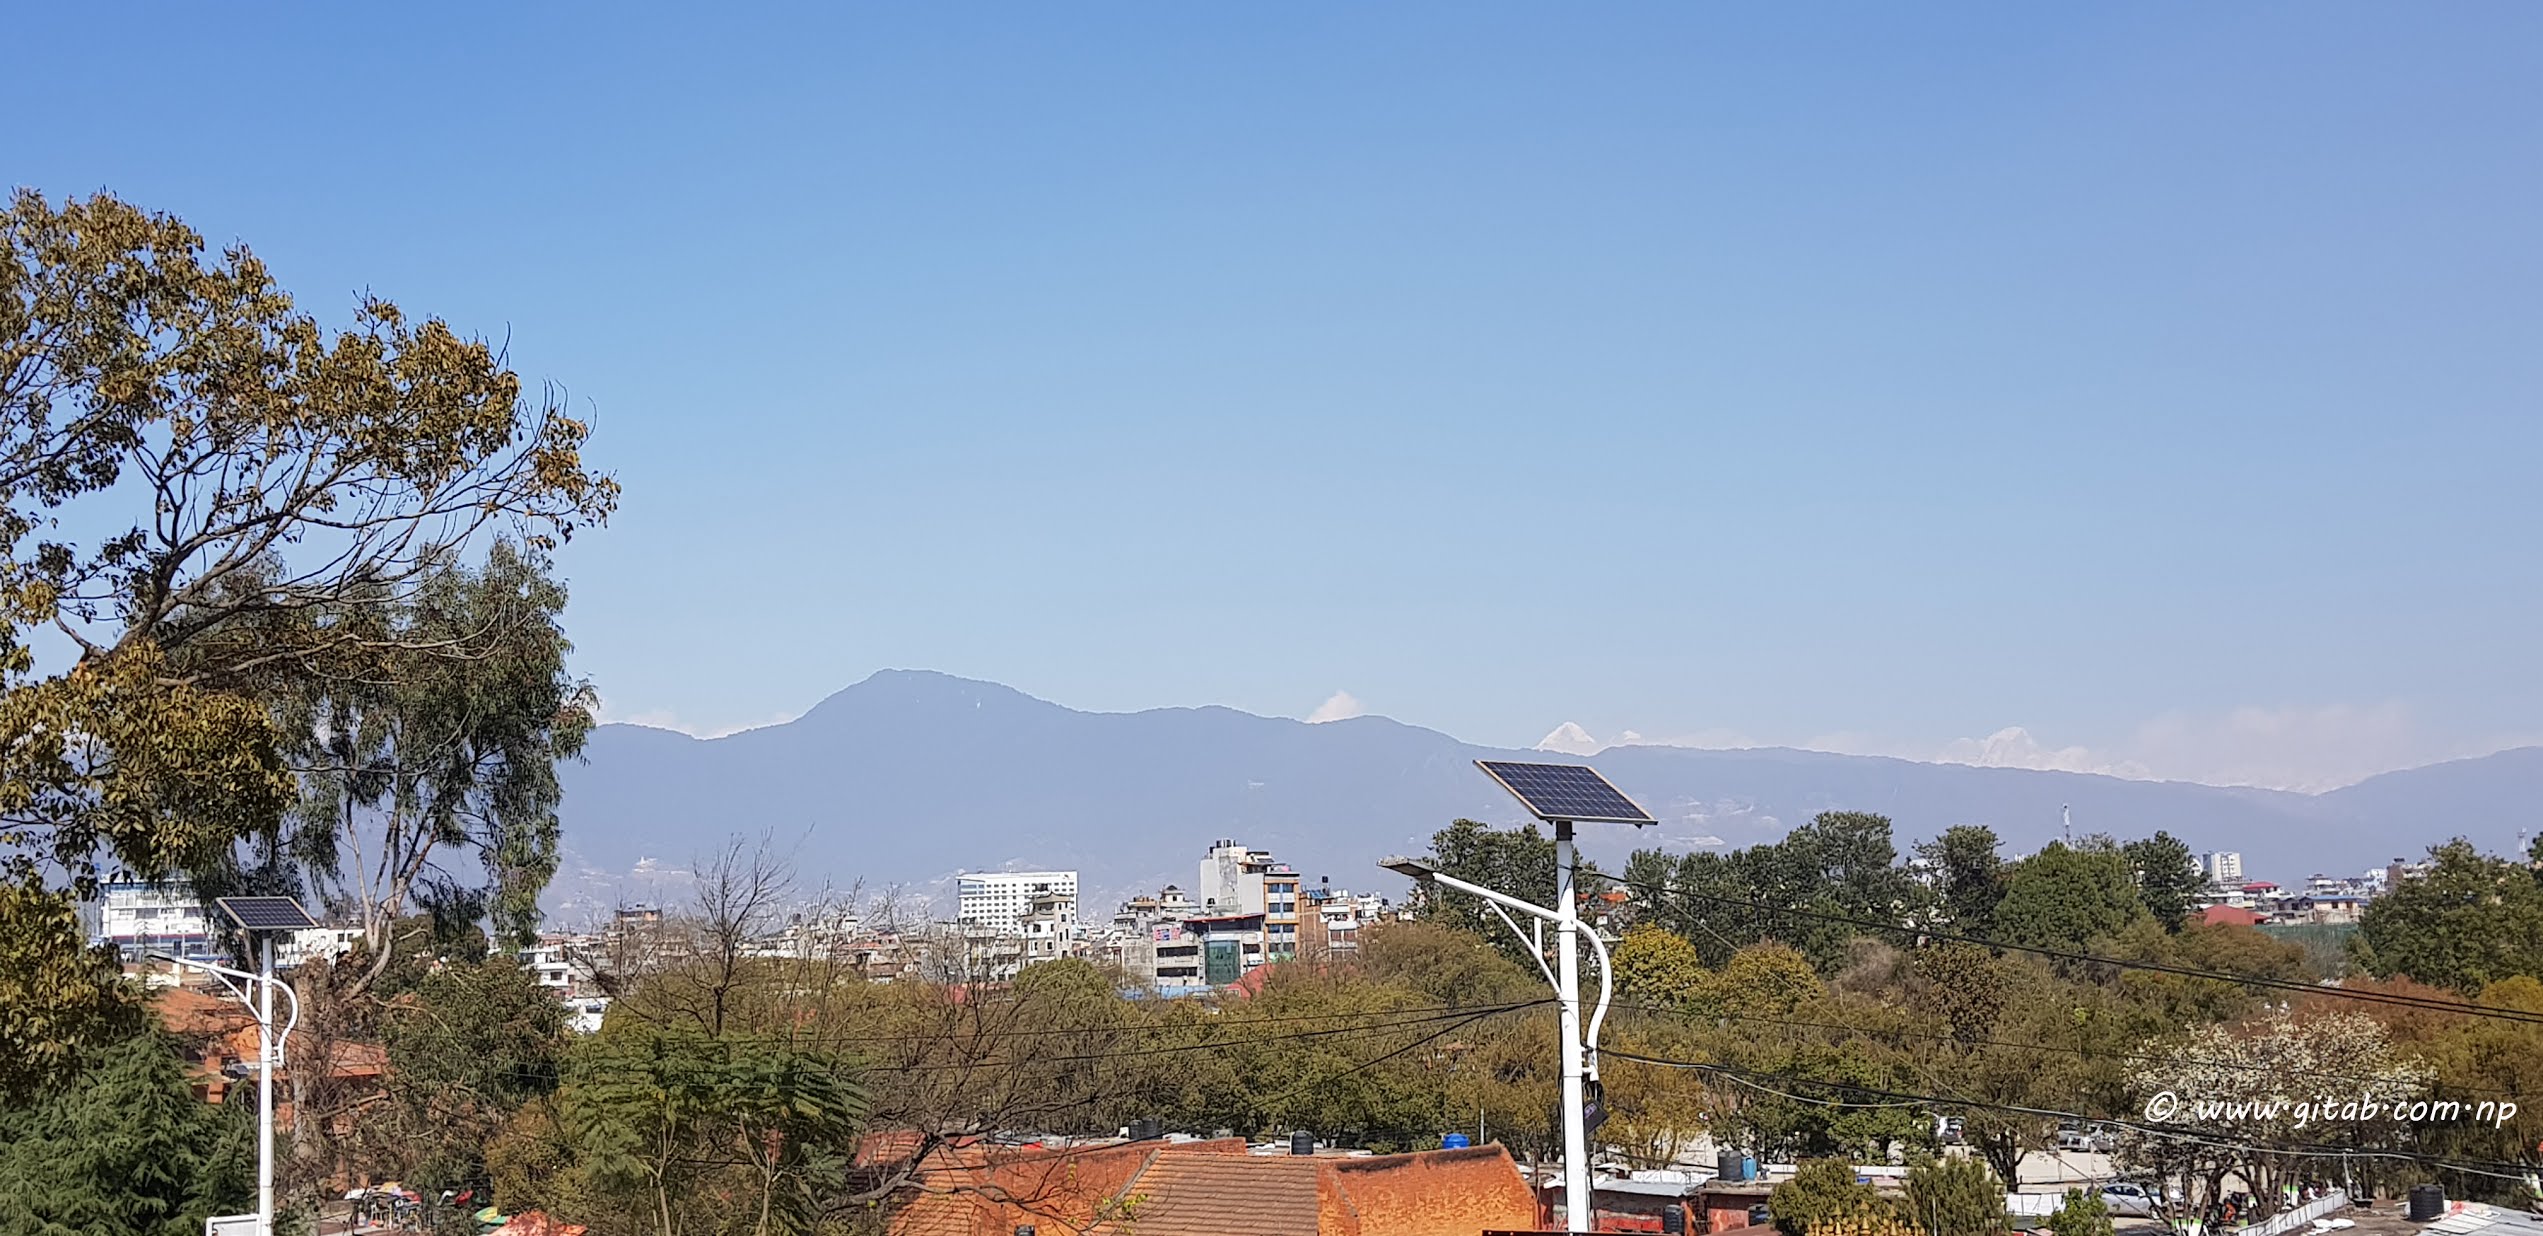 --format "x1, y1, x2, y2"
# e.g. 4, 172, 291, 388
957, 871, 1079, 934
2202, 852, 2244, 884
1197, 840, 1301, 962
